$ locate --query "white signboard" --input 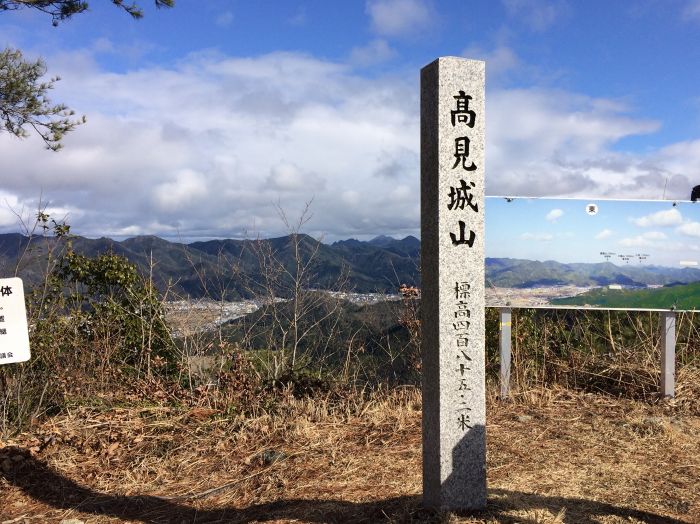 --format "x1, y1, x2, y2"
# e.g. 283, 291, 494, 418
0, 277, 31, 365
